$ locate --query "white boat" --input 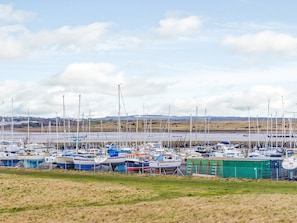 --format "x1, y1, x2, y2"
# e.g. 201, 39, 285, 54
0, 143, 22, 167
149, 153, 182, 169
248, 150, 266, 158
211, 141, 244, 158
282, 155, 297, 170
16, 148, 46, 168
55, 151, 76, 169
94, 146, 129, 165
94, 155, 126, 165
73, 154, 99, 171
0, 151, 20, 167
